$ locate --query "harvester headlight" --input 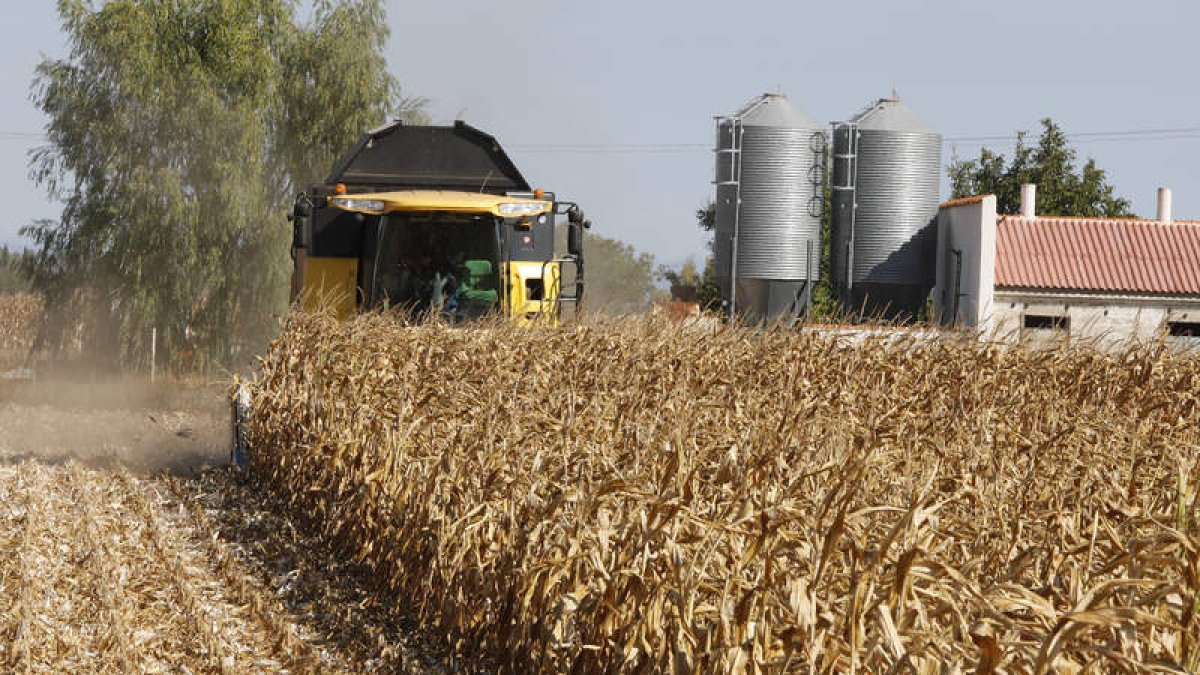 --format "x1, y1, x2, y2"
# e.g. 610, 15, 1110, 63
497, 202, 547, 217
331, 197, 385, 213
